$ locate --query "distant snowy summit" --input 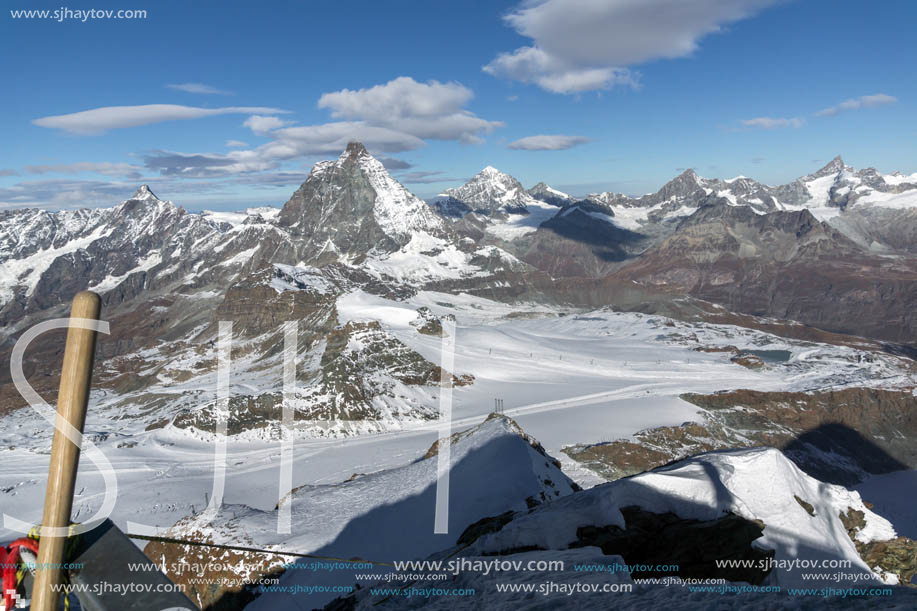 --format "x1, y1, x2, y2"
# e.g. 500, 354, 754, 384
586, 155, 917, 221
438, 165, 539, 216
527, 181, 572, 207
